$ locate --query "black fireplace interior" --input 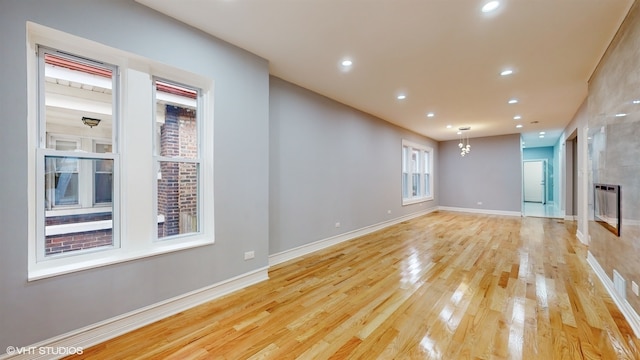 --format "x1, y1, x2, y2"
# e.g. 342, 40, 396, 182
594, 183, 621, 236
